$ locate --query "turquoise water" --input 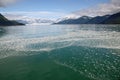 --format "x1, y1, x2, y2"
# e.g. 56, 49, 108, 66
0, 25, 120, 80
